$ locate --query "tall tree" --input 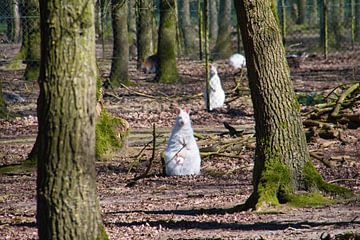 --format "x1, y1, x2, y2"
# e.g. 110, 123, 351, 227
213, 0, 232, 59
296, 0, 306, 24
137, 0, 154, 68
0, 80, 8, 118
179, 0, 196, 54
156, 0, 178, 83
37, 0, 108, 238
329, 0, 344, 48
5, 0, 21, 43
23, 0, 40, 81
355, 0, 360, 41
110, 0, 129, 86
209, 0, 218, 43
128, 0, 137, 57
234, 0, 352, 210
